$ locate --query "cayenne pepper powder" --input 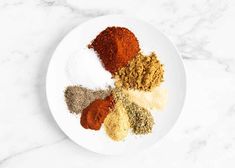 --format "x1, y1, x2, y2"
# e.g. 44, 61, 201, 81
80, 95, 114, 130
88, 27, 140, 74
